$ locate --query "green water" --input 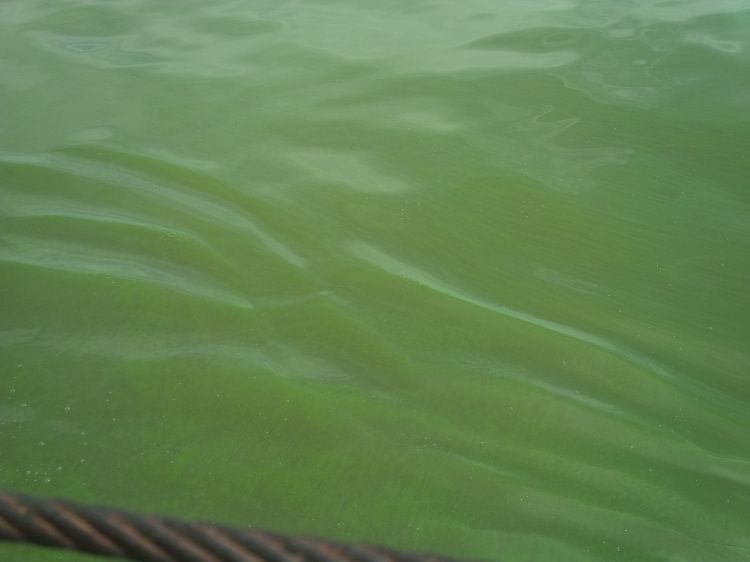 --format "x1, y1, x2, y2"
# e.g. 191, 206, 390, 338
1, 1, 749, 560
